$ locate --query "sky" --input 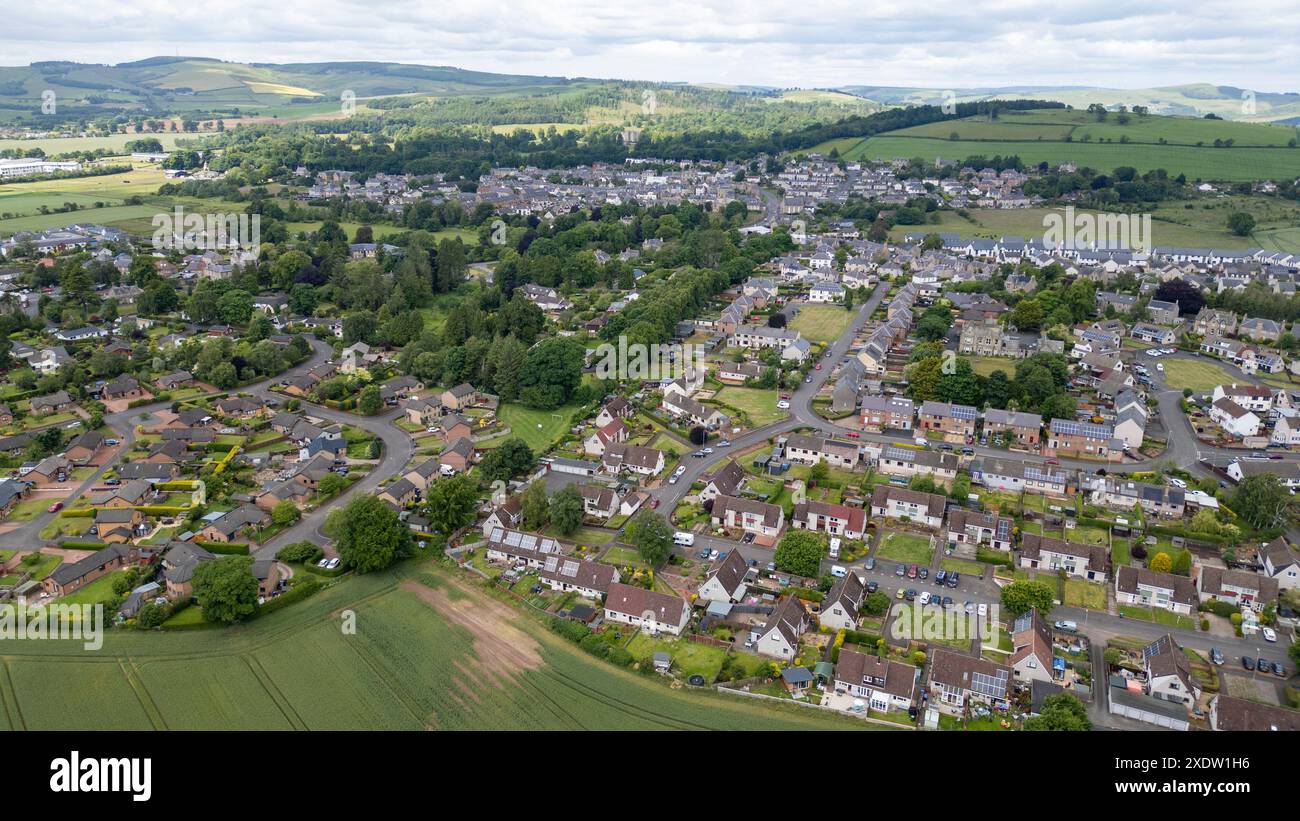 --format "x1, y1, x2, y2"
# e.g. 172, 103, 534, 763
2, 0, 1299, 91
